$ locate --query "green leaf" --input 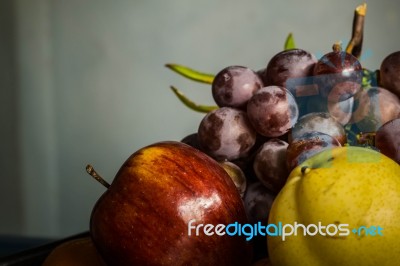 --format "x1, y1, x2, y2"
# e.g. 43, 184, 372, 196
284, 33, 296, 50
170, 86, 218, 113
165, 64, 215, 84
